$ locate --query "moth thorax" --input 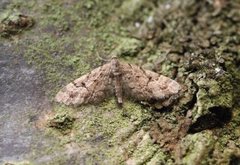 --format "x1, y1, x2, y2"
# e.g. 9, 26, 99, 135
111, 59, 121, 76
